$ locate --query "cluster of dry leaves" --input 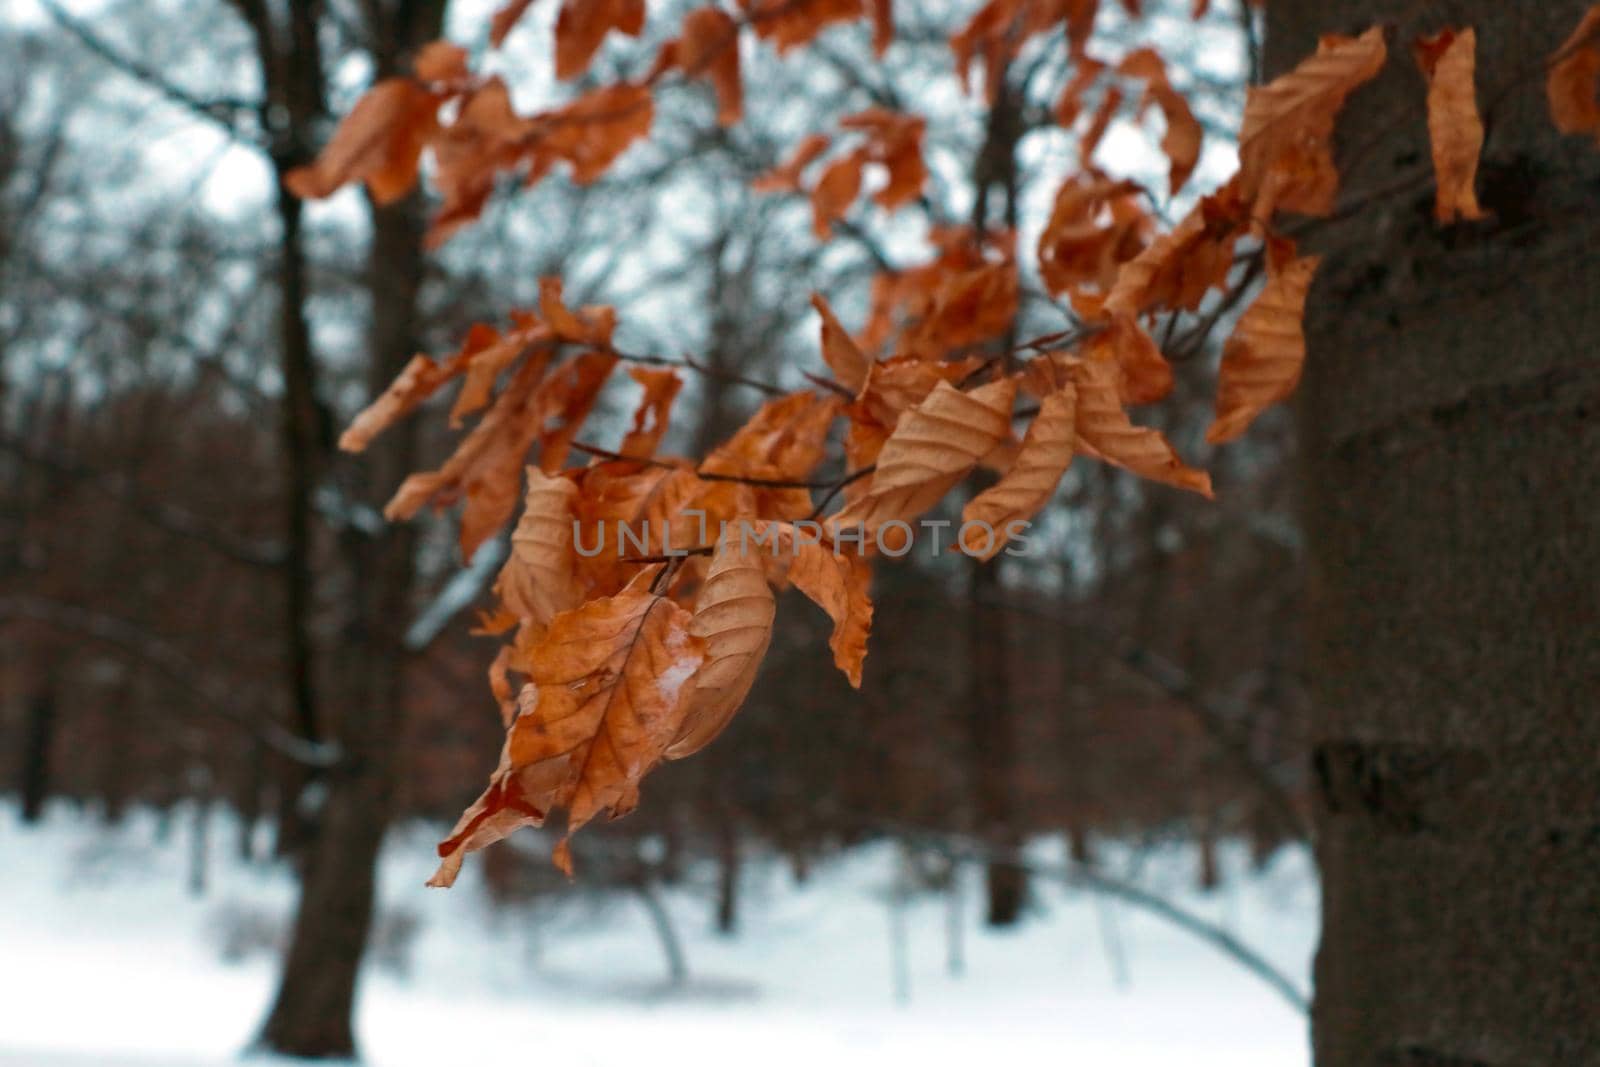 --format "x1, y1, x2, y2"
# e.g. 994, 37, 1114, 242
289, 0, 1600, 881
